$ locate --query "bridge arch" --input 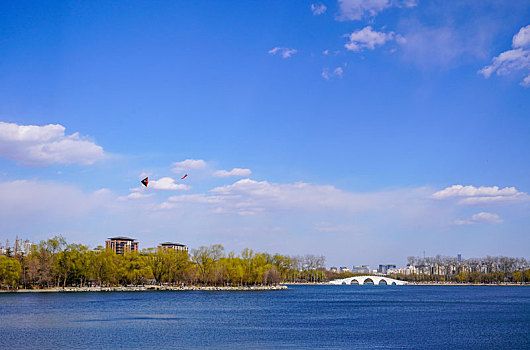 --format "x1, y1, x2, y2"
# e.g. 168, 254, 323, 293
329, 275, 408, 286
